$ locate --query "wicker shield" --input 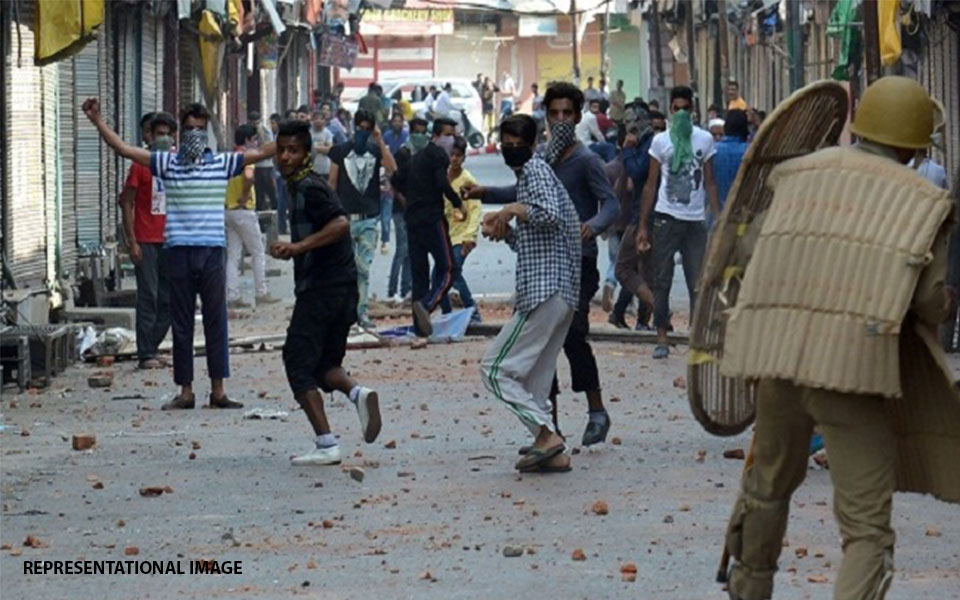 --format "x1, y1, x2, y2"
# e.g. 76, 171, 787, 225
687, 81, 849, 436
